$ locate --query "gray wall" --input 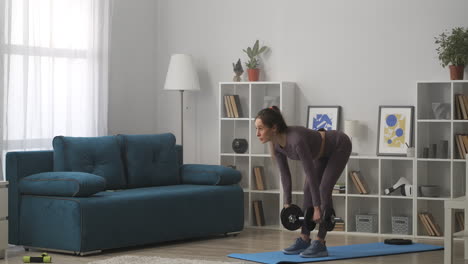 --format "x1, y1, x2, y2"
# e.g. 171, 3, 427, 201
109, 0, 468, 163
